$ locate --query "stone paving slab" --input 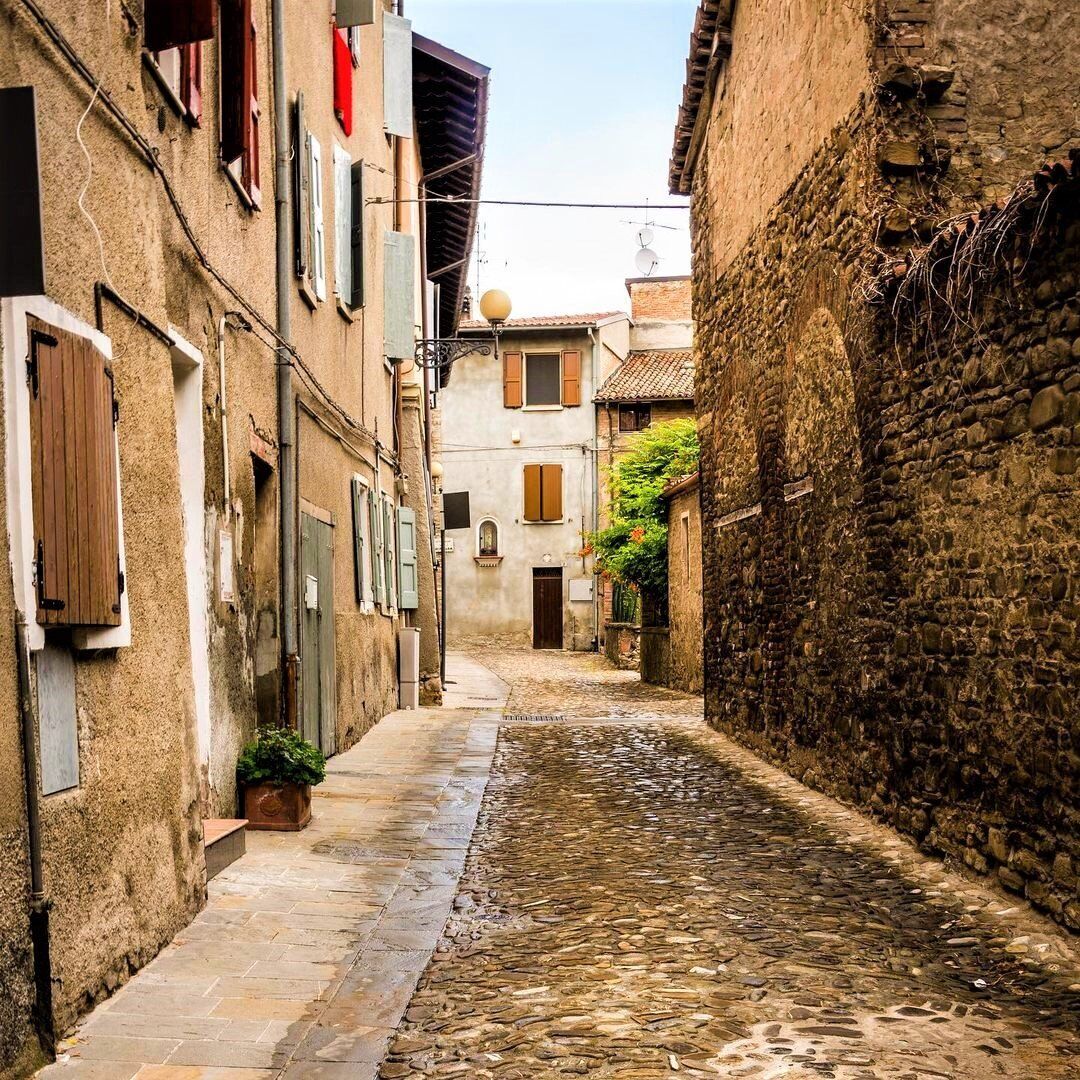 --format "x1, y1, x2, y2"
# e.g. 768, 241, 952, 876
39, 696, 500, 1080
